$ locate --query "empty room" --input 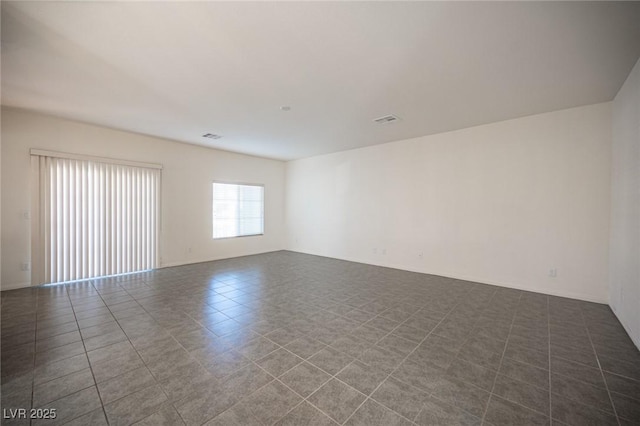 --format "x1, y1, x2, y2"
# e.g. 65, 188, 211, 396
1, 1, 640, 425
